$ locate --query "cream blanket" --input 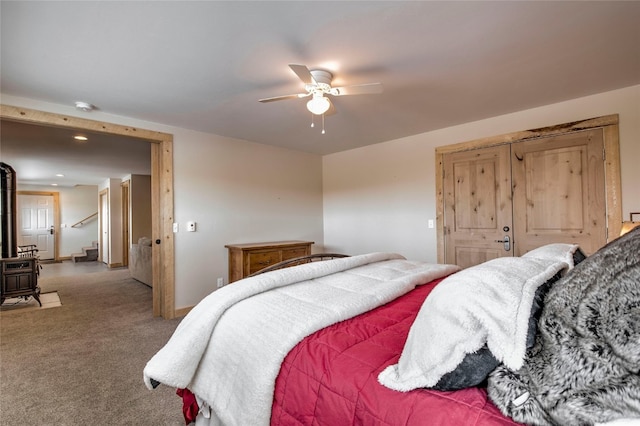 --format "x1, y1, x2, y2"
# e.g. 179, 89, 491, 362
143, 252, 460, 426
379, 256, 571, 391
